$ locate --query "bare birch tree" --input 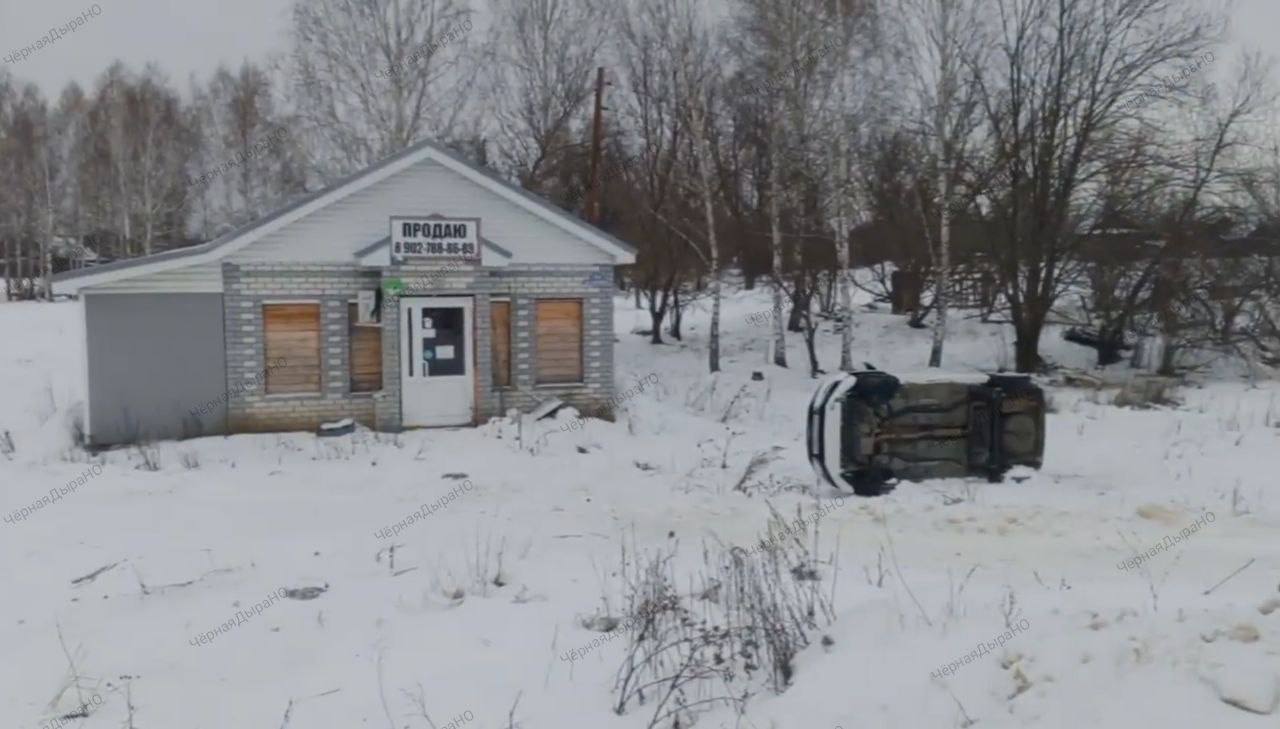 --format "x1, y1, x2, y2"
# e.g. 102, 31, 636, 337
483, 0, 612, 196
191, 62, 305, 234
730, 0, 825, 368
131, 68, 191, 256
52, 84, 90, 274
7, 86, 50, 299
37, 103, 57, 299
659, 0, 724, 372
900, 0, 984, 368
816, 1, 882, 372
94, 64, 136, 258
0, 70, 13, 299
288, 0, 476, 174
